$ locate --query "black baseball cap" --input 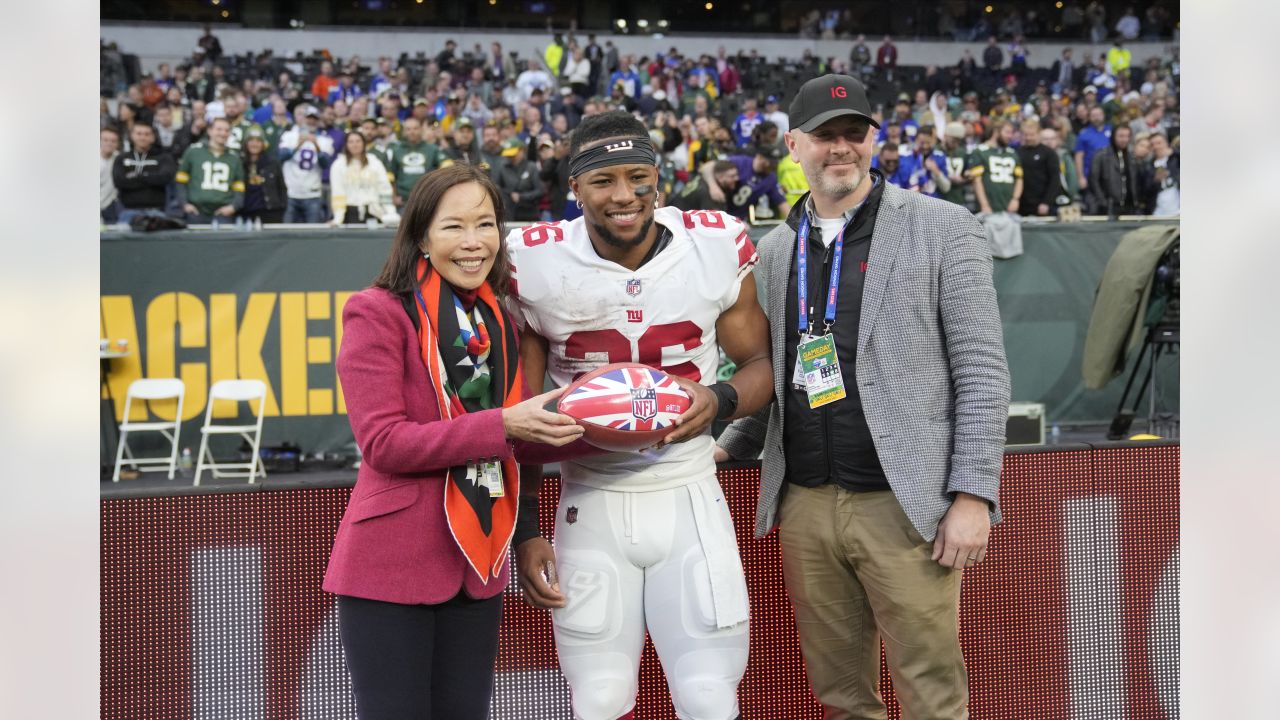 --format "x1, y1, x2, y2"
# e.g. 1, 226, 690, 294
789, 74, 879, 132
